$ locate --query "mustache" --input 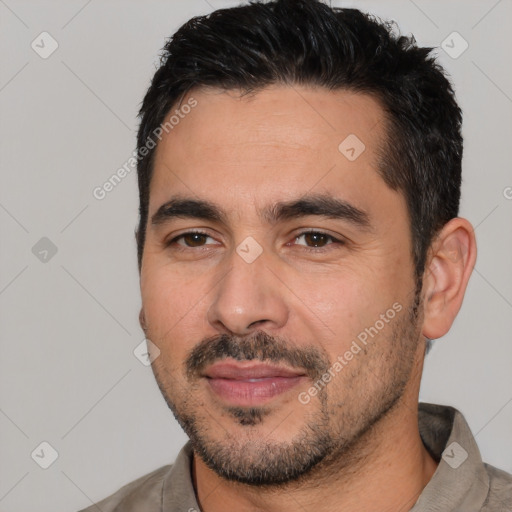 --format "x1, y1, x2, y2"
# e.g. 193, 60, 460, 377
185, 331, 330, 380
